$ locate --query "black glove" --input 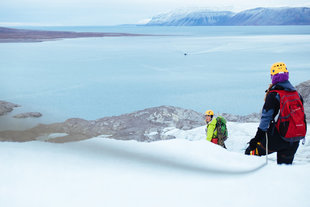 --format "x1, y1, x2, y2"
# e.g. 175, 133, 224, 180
249, 128, 266, 150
